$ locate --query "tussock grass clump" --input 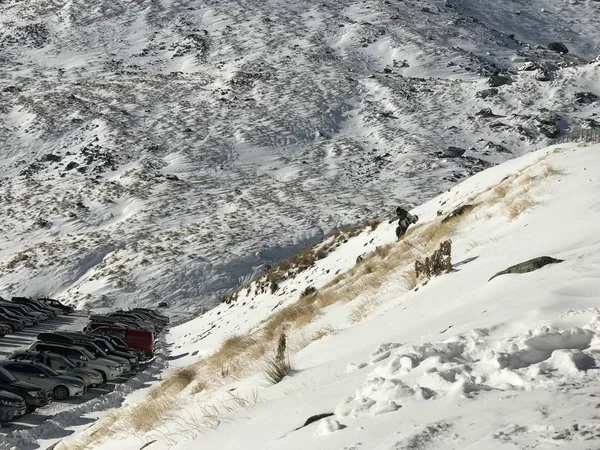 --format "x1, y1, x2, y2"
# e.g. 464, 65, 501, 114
402, 268, 419, 290
541, 164, 565, 177
348, 297, 378, 323
128, 398, 177, 433
147, 366, 197, 400
264, 354, 294, 385
505, 195, 535, 220
312, 325, 336, 341
57, 412, 121, 450
191, 380, 210, 395
200, 334, 257, 376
